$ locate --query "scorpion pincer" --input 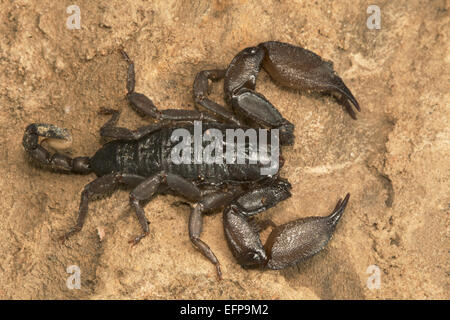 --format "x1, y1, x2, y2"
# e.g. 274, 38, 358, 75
23, 41, 358, 279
